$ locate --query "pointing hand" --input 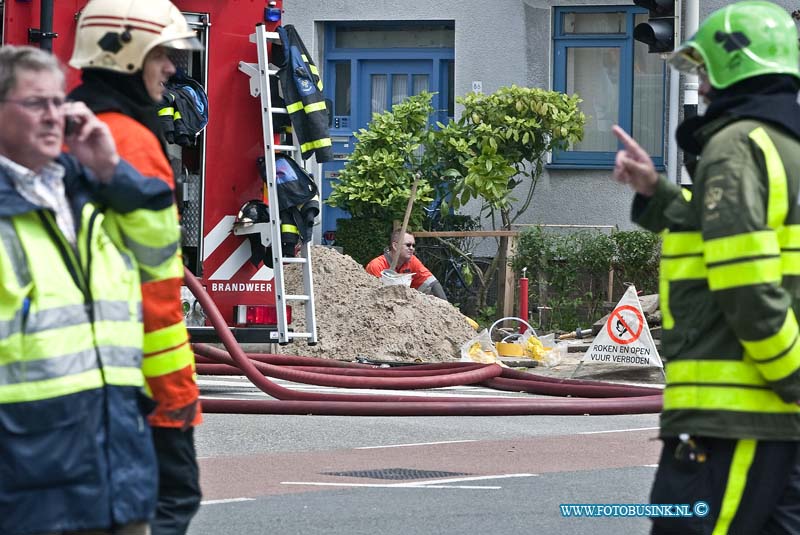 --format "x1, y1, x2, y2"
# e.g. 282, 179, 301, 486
611, 125, 658, 197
